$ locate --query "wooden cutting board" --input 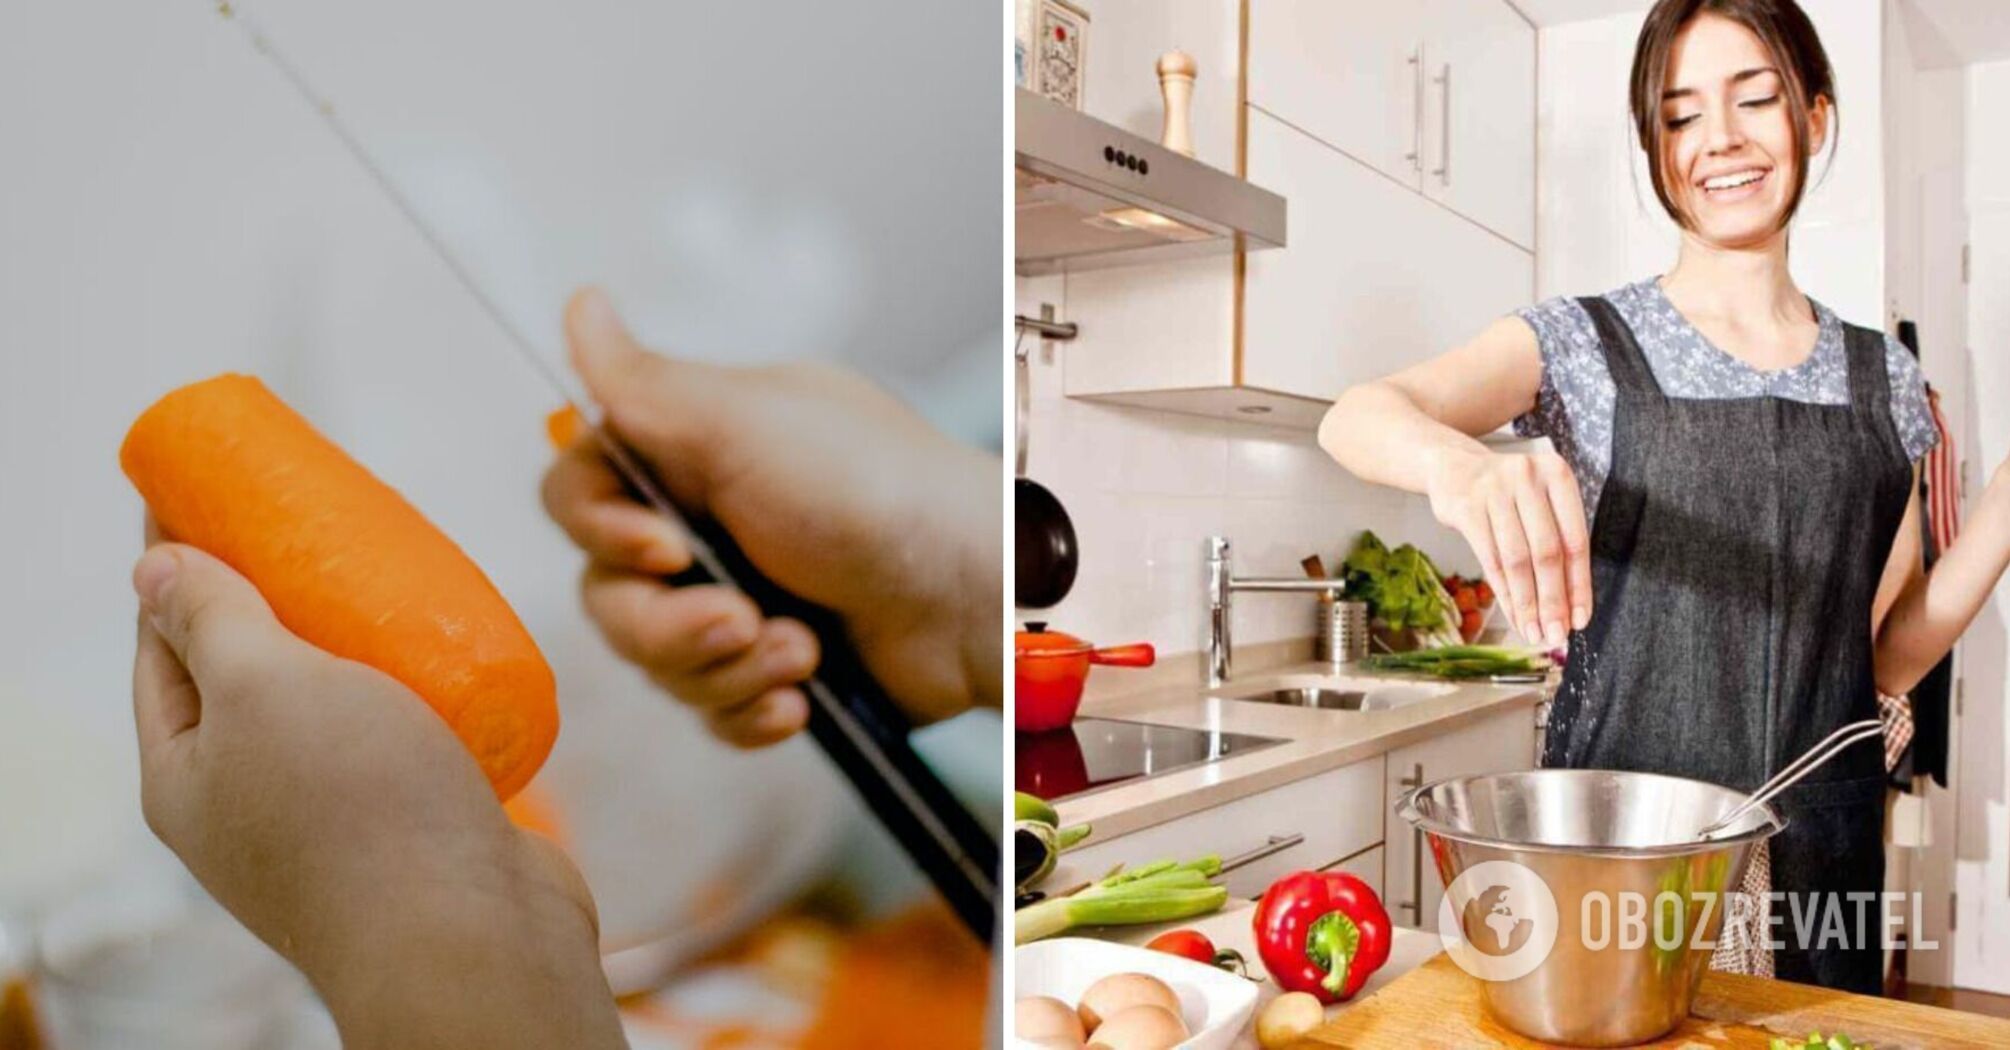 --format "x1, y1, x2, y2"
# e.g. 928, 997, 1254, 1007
1295, 953, 2010, 1048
